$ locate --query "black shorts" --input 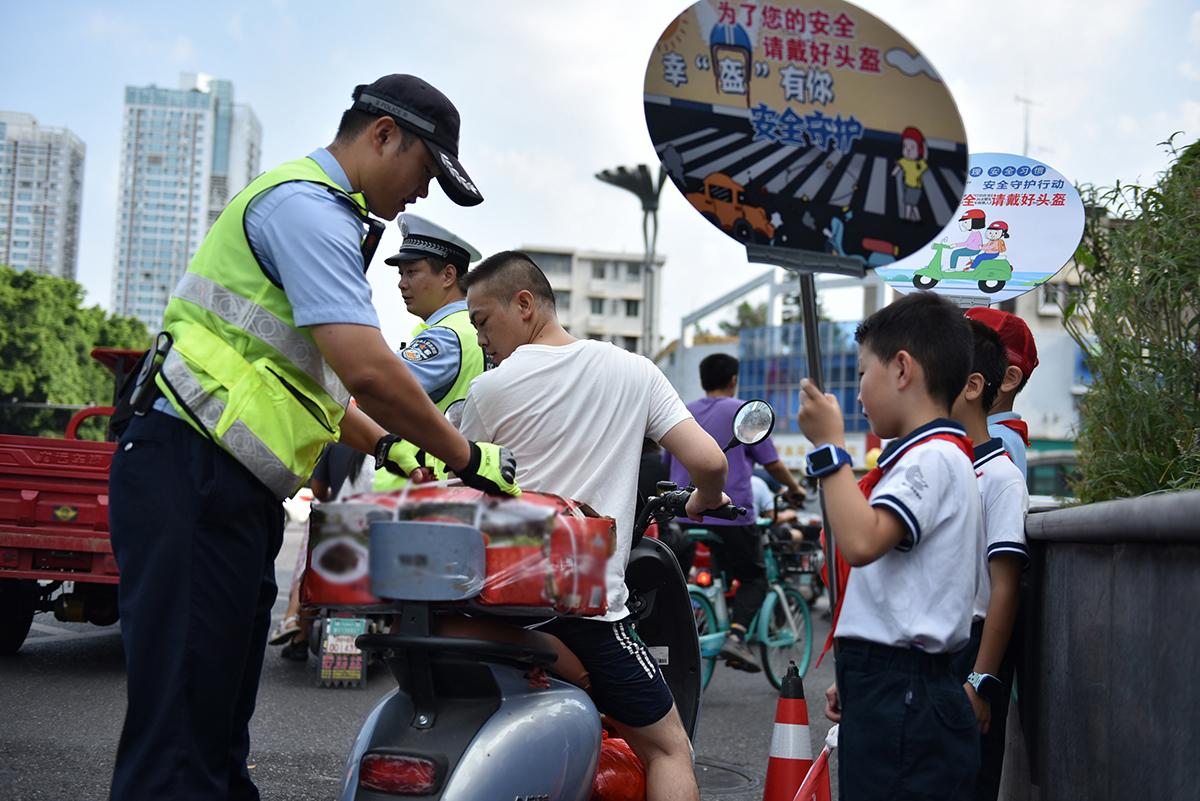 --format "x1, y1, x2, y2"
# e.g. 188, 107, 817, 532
538, 616, 675, 728
835, 638, 980, 801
